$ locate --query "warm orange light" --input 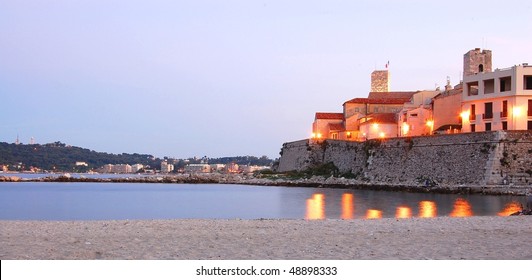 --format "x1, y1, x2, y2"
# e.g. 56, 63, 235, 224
311, 133, 316, 138
341, 193, 354, 219
306, 193, 325, 220
372, 123, 379, 129
317, 133, 322, 138
426, 120, 434, 128
449, 198, 473, 217
512, 107, 522, 117
396, 206, 412, 219
402, 123, 410, 135
379, 132, 386, 138
366, 209, 382, 219
497, 201, 522, 216
418, 201, 437, 218
460, 111, 470, 121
